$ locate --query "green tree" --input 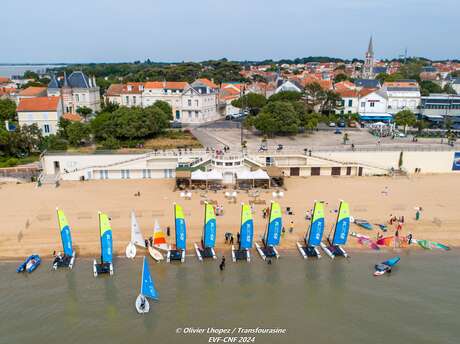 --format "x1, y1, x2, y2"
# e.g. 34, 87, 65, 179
268, 91, 302, 103
23, 70, 39, 80
420, 81, 443, 96
40, 134, 69, 151
153, 100, 173, 119
76, 106, 93, 121
443, 84, 457, 95
57, 117, 72, 139
334, 73, 350, 83
394, 109, 416, 134
304, 82, 325, 109
66, 122, 91, 146
91, 112, 118, 141
415, 119, 429, 134
0, 99, 17, 122
320, 90, 342, 114
253, 101, 300, 135
231, 93, 267, 115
